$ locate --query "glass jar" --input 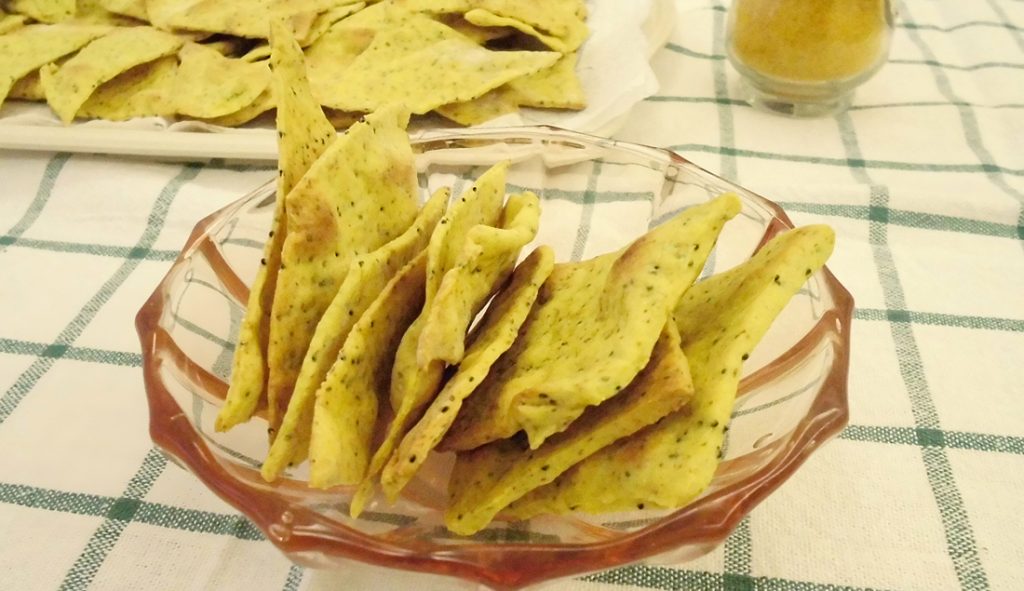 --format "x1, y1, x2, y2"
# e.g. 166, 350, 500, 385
726, 0, 896, 117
